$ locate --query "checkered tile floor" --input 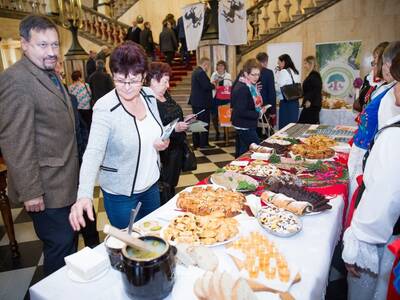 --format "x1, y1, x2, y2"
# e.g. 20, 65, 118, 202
0, 139, 236, 300
0, 137, 346, 300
